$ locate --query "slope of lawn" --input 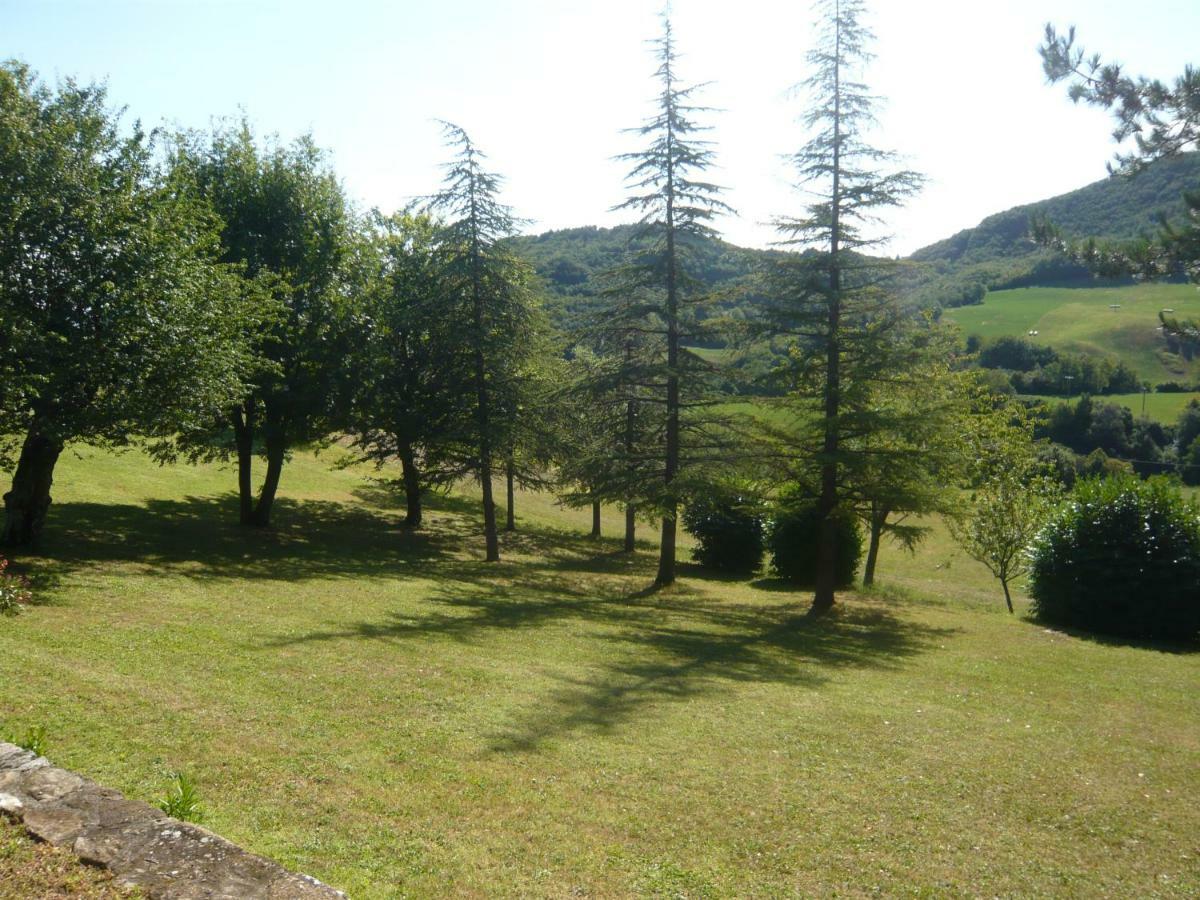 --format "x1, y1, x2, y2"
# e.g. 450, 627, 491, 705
1024, 390, 1200, 425
0, 446, 1197, 897
948, 283, 1200, 385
